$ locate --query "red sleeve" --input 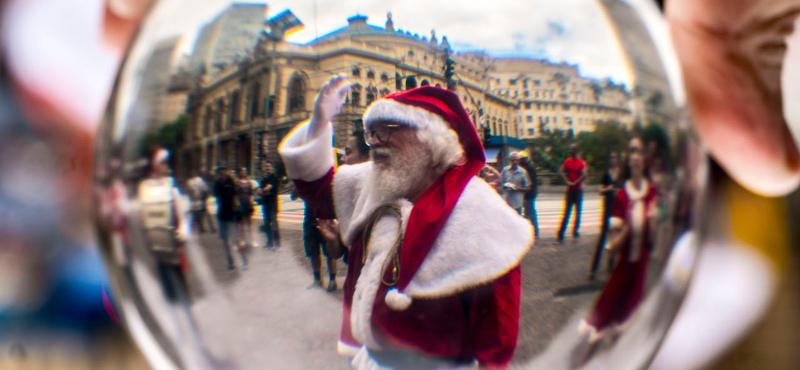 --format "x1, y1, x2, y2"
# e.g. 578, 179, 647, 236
293, 167, 337, 219
611, 189, 628, 220
472, 265, 522, 369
